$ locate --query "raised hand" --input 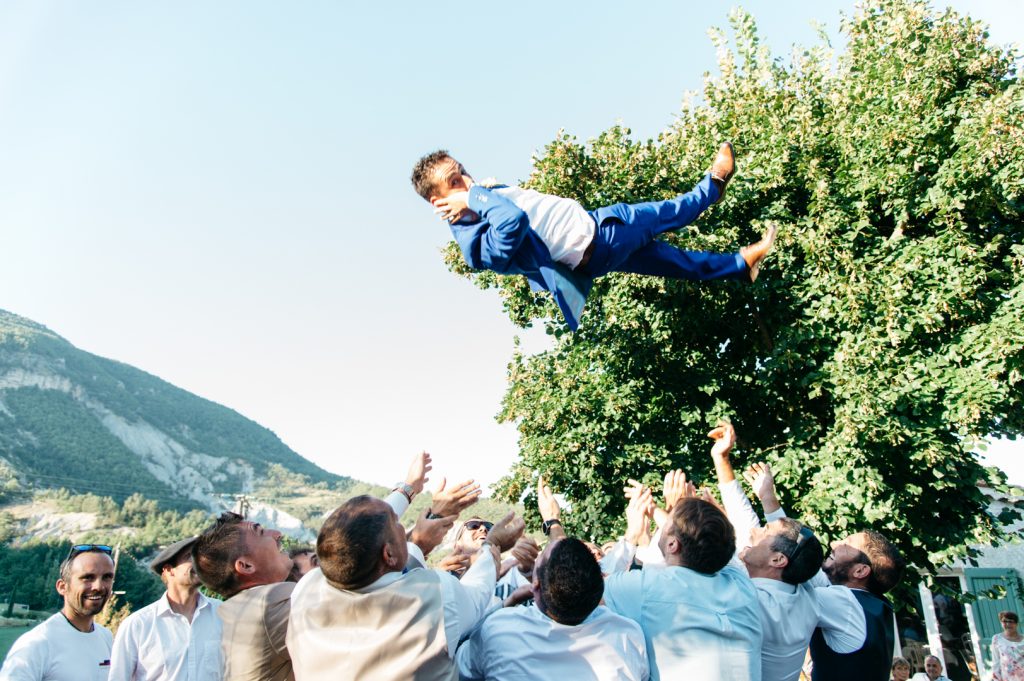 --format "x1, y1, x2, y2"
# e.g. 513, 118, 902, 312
409, 509, 456, 557
436, 551, 471, 574
510, 537, 540, 576
432, 191, 470, 224
708, 422, 737, 460
430, 477, 482, 518
742, 462, 781, 515
537, 476, 561, 522
405, 451, 433, 495
625, 485, 654, 546
486, 511, 526, 553
662, 469, 694, 512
